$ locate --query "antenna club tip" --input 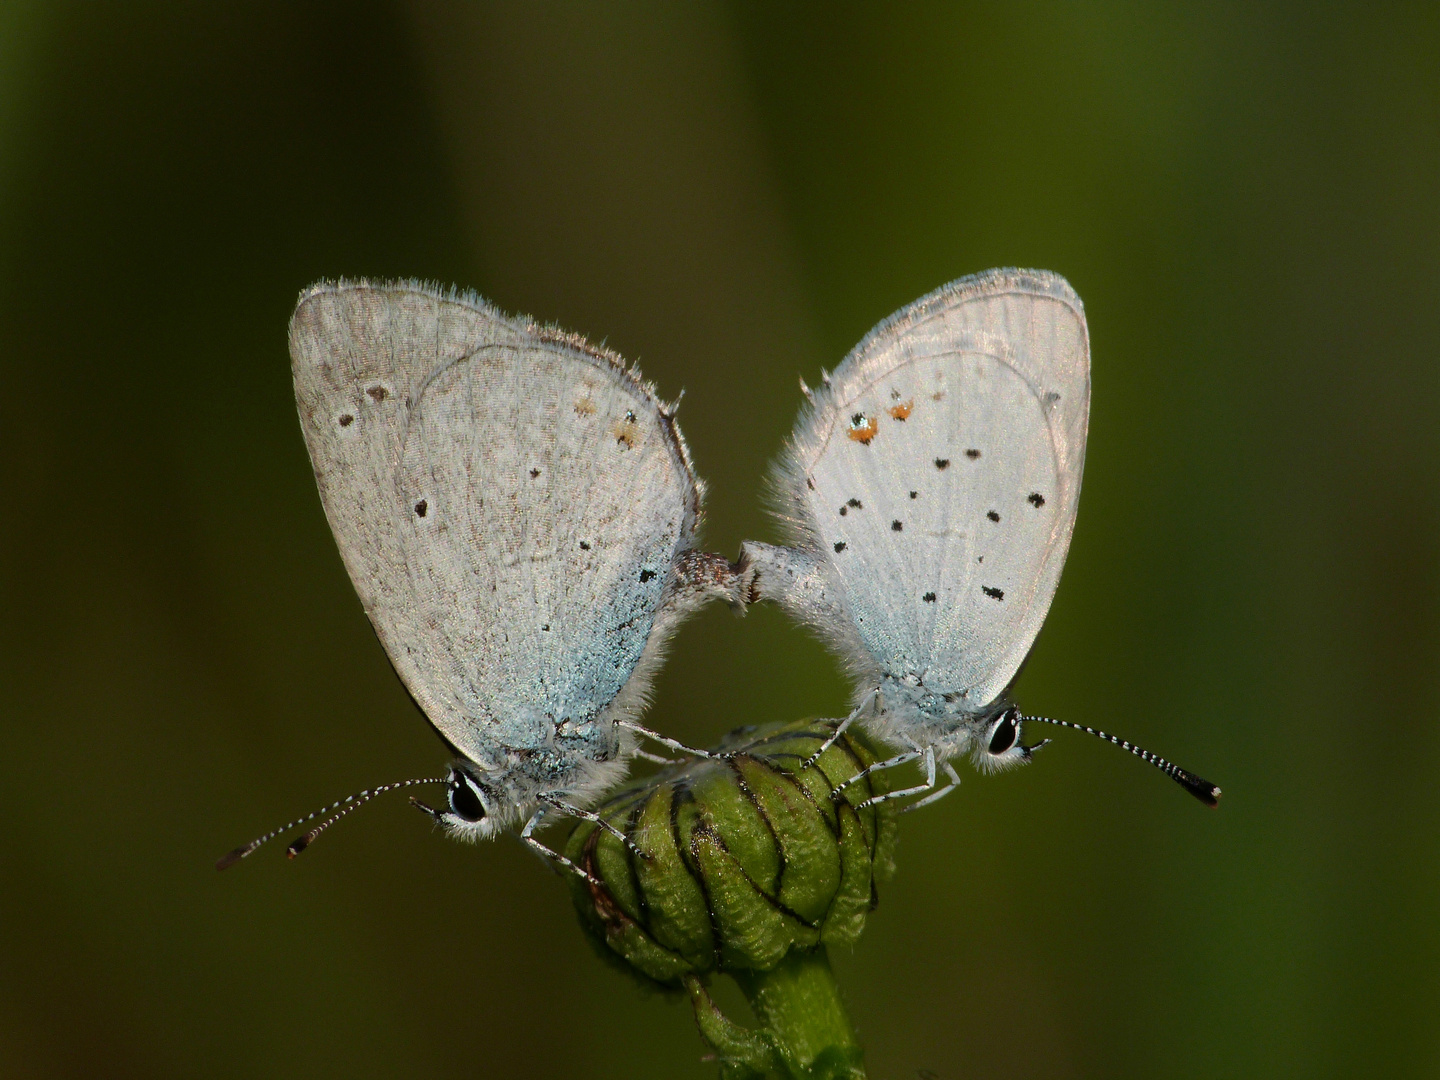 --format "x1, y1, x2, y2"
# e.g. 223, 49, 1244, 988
1187, 782, 1222, 808
286, 837, 310, 859
215, 846, 252, 871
